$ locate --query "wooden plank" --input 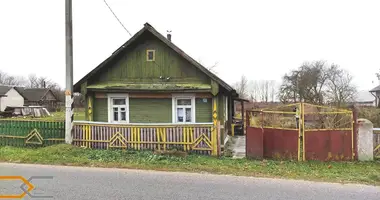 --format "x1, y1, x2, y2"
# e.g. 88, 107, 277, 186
129, 93, 172, 98
95, 92, 107, 98
196, 93, 213, 98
